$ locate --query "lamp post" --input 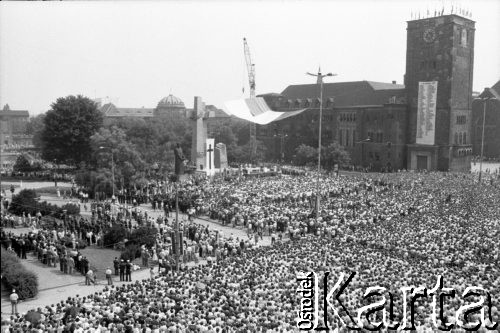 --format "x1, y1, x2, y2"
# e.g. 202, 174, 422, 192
357, 137, 372, 170
306, 69, 337, 220
474, 97, 497, 183
99, 146, 115, 198
273, 131, 288, 164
